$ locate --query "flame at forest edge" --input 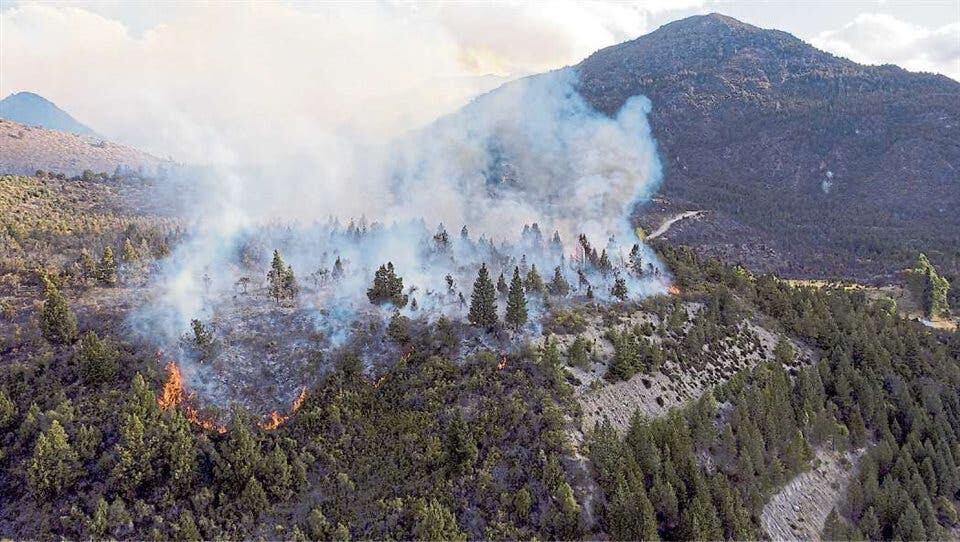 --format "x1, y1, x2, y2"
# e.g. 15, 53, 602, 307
157, 359, 228, 434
